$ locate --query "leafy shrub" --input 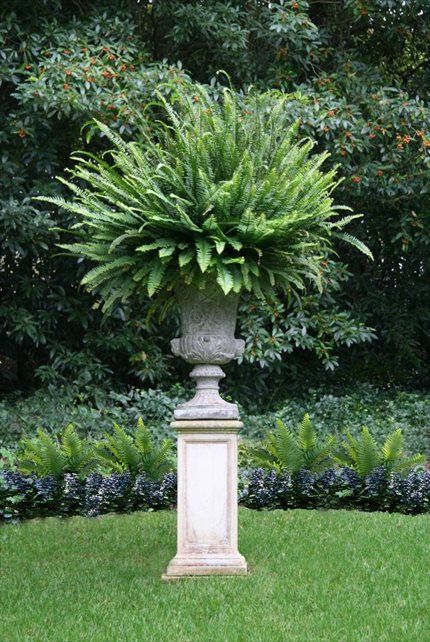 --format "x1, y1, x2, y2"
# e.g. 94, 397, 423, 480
334, 428, 425, 477
249, 415, 424, 478
1, 384, 430, 456
242, 384, 430, 455
95, 418, 173, 479
17, 424, 97, 478
0, 385, 188, 448
0, 448, 16, 472
250, 414, 335, 474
